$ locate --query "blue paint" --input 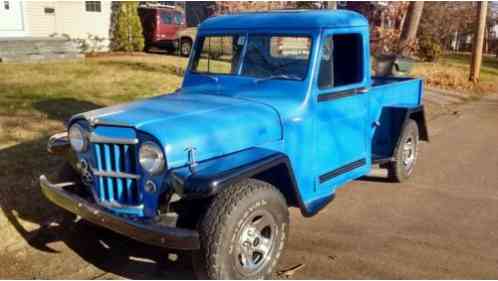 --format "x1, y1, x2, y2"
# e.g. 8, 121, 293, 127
67, 10, 424, 218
